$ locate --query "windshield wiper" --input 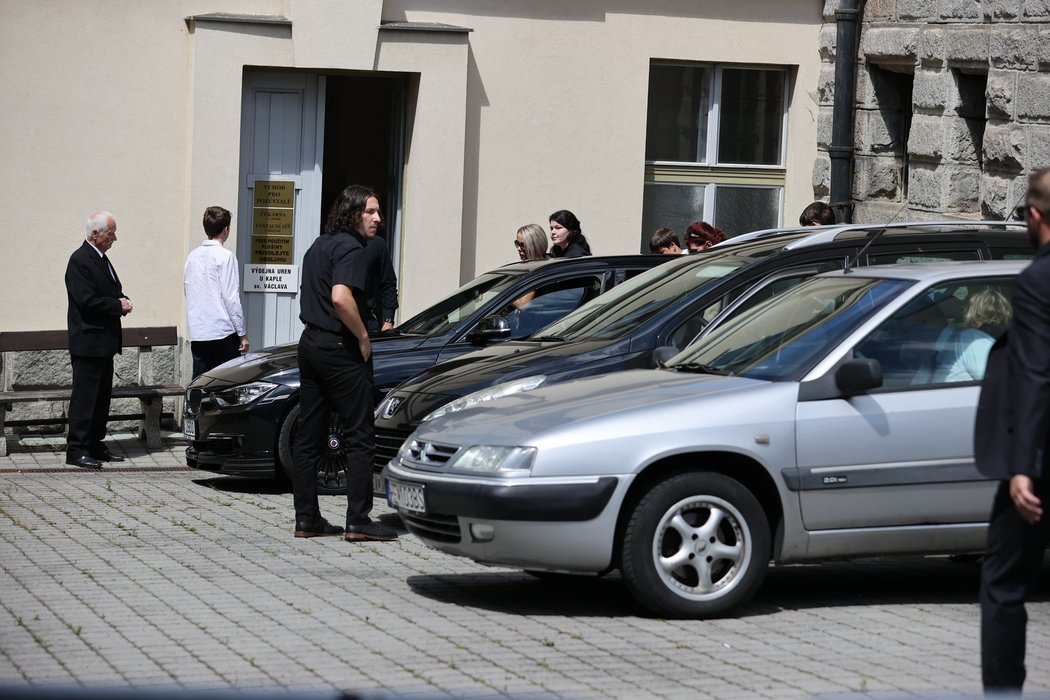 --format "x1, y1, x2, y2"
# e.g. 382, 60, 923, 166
670, 362, 733, 375
530, 335, 567, 342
